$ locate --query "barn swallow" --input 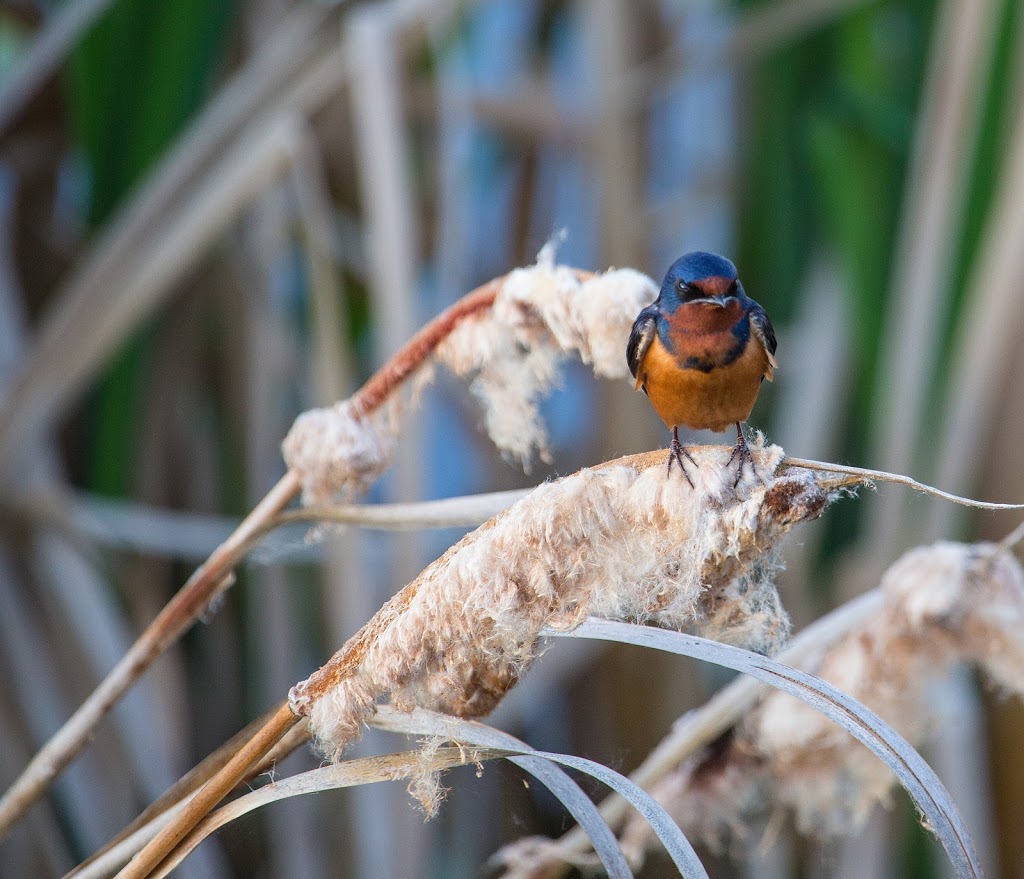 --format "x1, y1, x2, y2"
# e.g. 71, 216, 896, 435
626, 251, 777, 486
